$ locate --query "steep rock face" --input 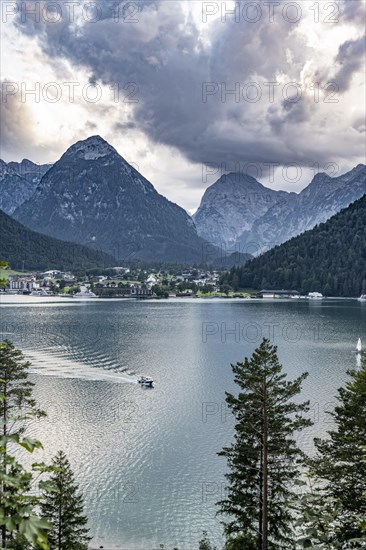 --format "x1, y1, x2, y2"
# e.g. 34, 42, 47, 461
193, 172, 292, 249
238, 164, 366, 253
7, 158, 52, 184
0, 159, 52, 214
14, 136, 210, 263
